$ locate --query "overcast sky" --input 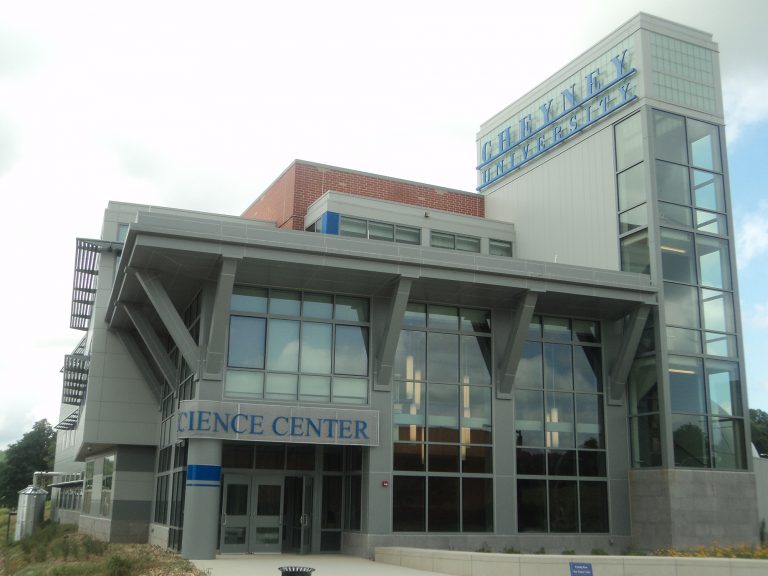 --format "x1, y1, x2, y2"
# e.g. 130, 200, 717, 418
1, 0, 767, 449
